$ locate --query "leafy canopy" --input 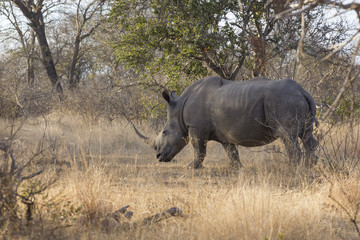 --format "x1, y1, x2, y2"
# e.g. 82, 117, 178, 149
109, 0, 312, 90
109, 0, 248, 88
